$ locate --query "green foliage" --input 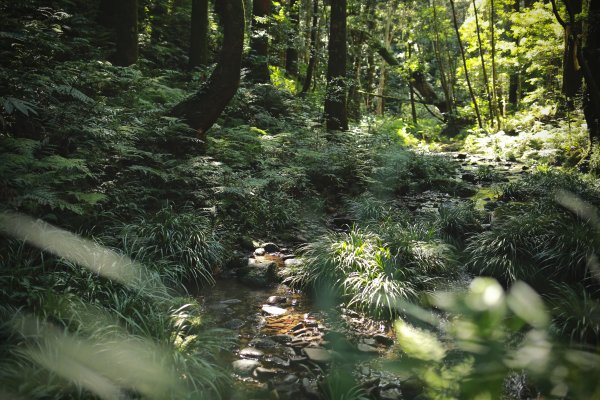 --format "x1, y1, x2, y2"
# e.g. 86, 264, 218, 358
117, 204, 224, 287
547, 283, 600, 345
391, 278, 600, 399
